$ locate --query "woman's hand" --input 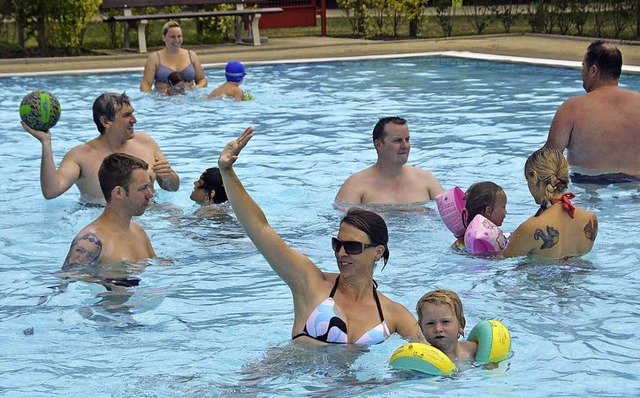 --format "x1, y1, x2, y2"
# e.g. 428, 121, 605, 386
218, 127, 254, 169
